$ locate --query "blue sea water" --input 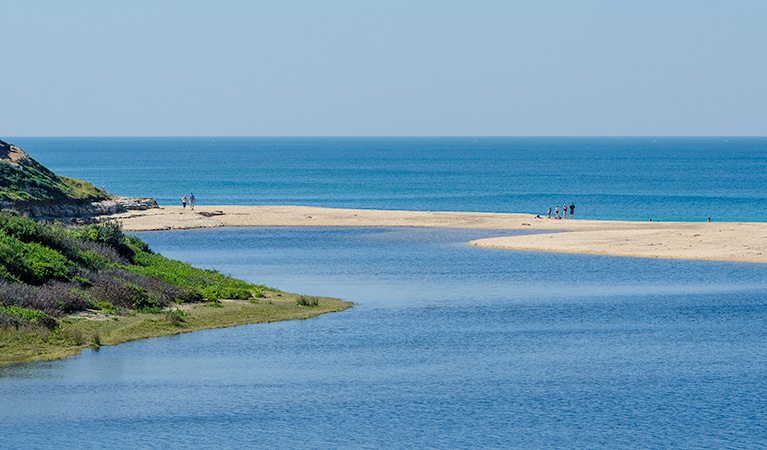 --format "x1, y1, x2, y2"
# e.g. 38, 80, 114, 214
2, 137, 767, 449
7, 136, 767, 221
2, 227, 767, 449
